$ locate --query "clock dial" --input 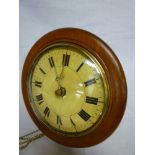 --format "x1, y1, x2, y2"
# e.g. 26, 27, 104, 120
28, 43, 109, 135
